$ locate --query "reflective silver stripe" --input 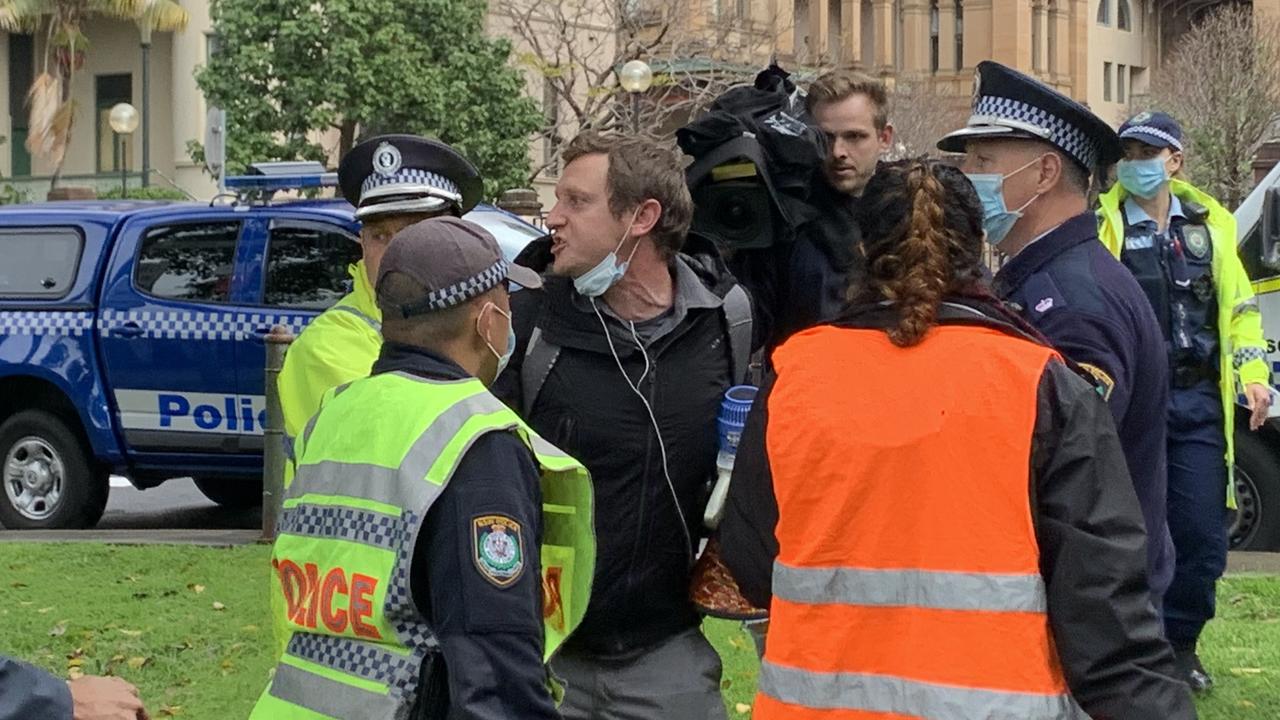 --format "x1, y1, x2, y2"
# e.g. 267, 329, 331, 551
772, 563, 1048, 613
1234, 299, 1260, 317
286, 461, 438, 512
759, 661, 1085, 720
288, 633, 417, 687
1235, 346, 1267, 368
277, 503, 408, 552
269, 661, 401, 718
331, 303, 383, 332
528, 433, 573, 462
399, 391, 516, 482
